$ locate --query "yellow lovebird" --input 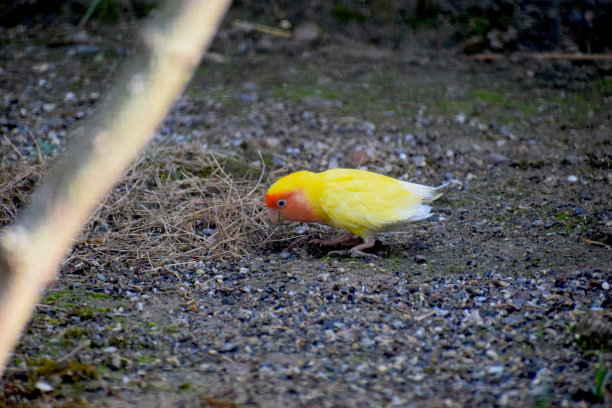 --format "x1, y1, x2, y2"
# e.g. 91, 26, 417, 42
265, 168, 447, 257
